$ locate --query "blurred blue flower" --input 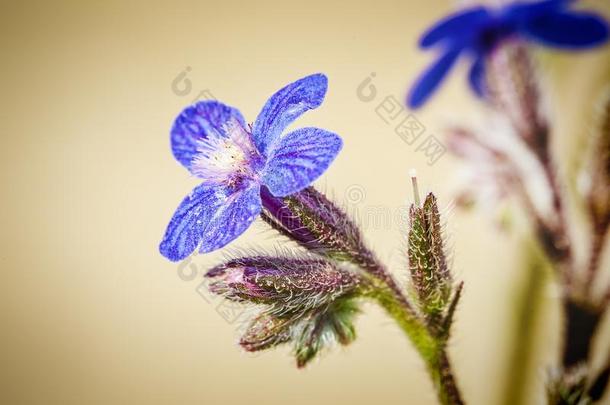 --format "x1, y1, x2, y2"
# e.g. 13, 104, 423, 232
407, 0, 610, 109
160, 74, 342, 261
